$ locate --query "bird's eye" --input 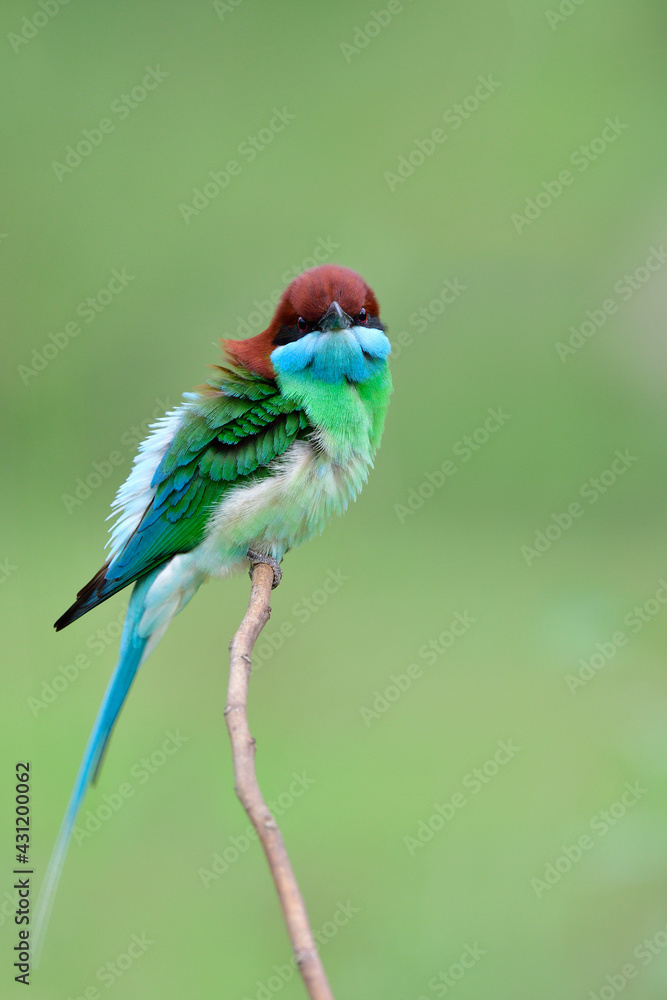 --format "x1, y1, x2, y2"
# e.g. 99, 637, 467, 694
358, 308, 368, 325
297, 317, 309, 333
